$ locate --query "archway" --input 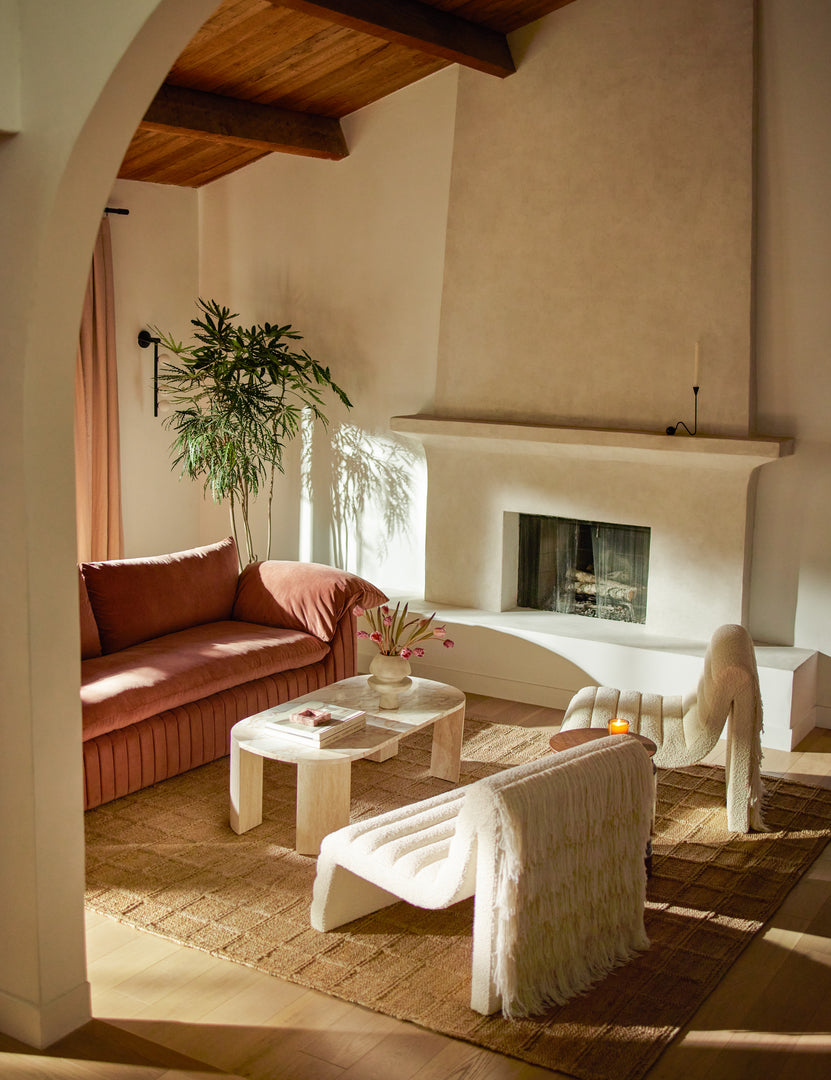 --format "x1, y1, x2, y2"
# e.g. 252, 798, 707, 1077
0, 0, 217, 1047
